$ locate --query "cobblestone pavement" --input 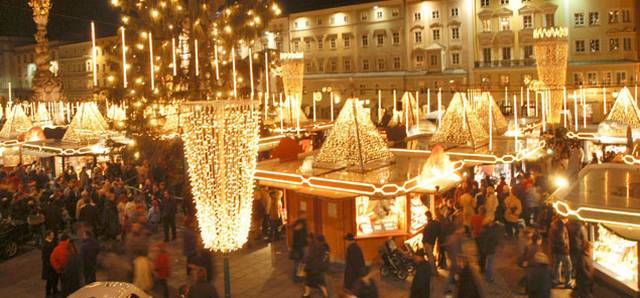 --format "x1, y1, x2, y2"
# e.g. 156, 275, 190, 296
0, 225, 620, 298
